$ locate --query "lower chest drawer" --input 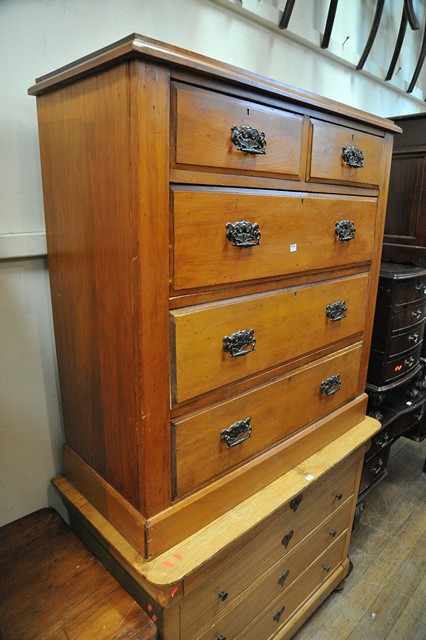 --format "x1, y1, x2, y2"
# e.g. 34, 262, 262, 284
173, 344, 362, 496
171, 273, 368, 403
182, 453, 360, 637
368, 343, 422, 386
